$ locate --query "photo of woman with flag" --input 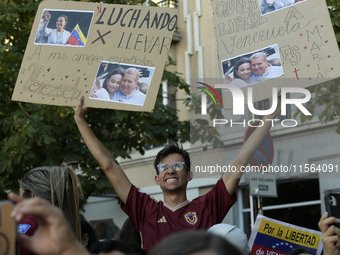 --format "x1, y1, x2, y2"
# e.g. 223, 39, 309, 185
36, 11, 71, 45
34, 9, 93, 47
